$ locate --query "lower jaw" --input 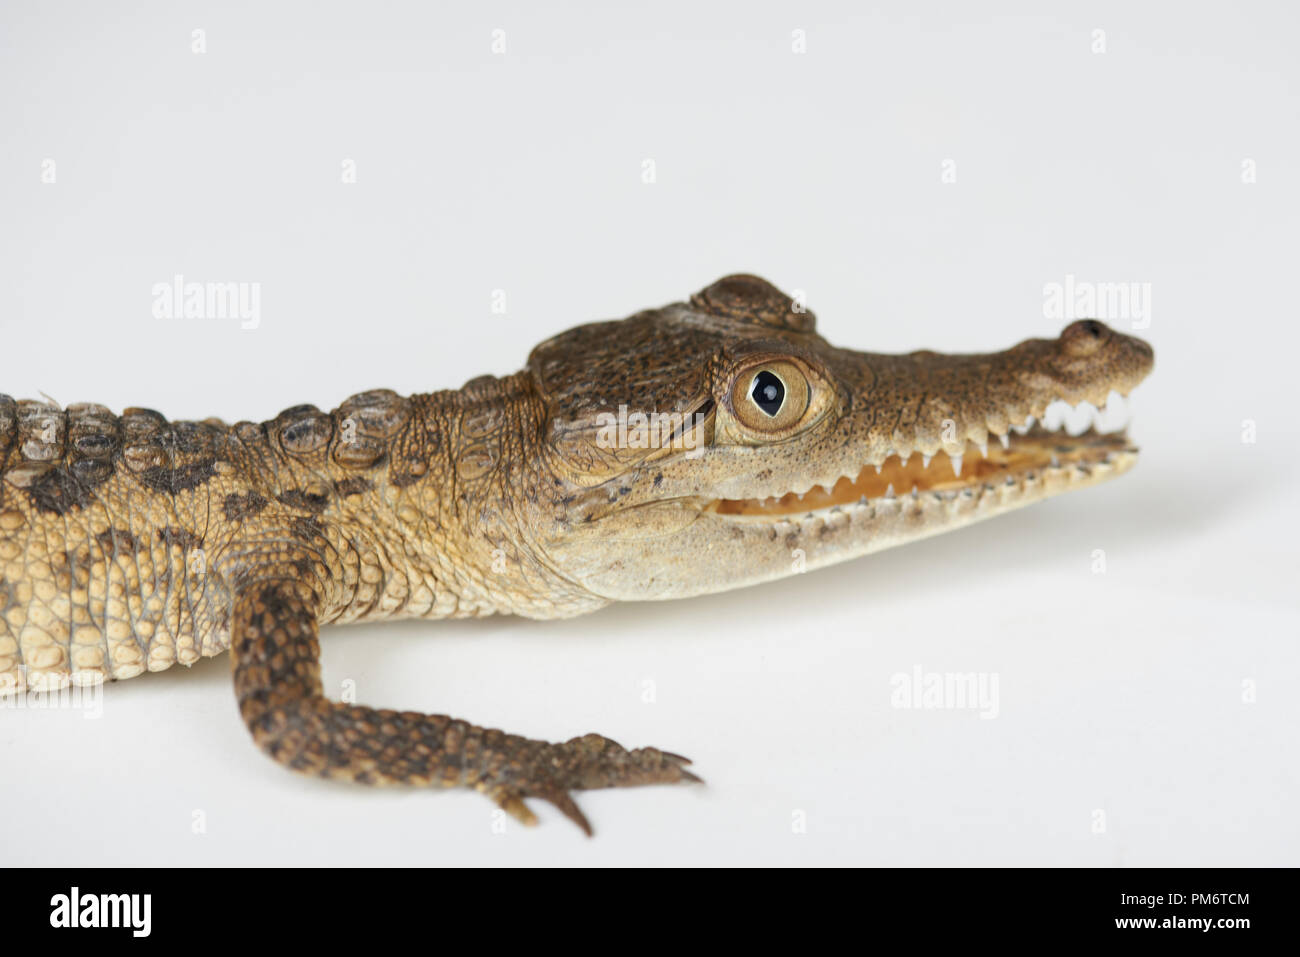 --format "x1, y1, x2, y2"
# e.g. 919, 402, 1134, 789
706, 427, 1139, 520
